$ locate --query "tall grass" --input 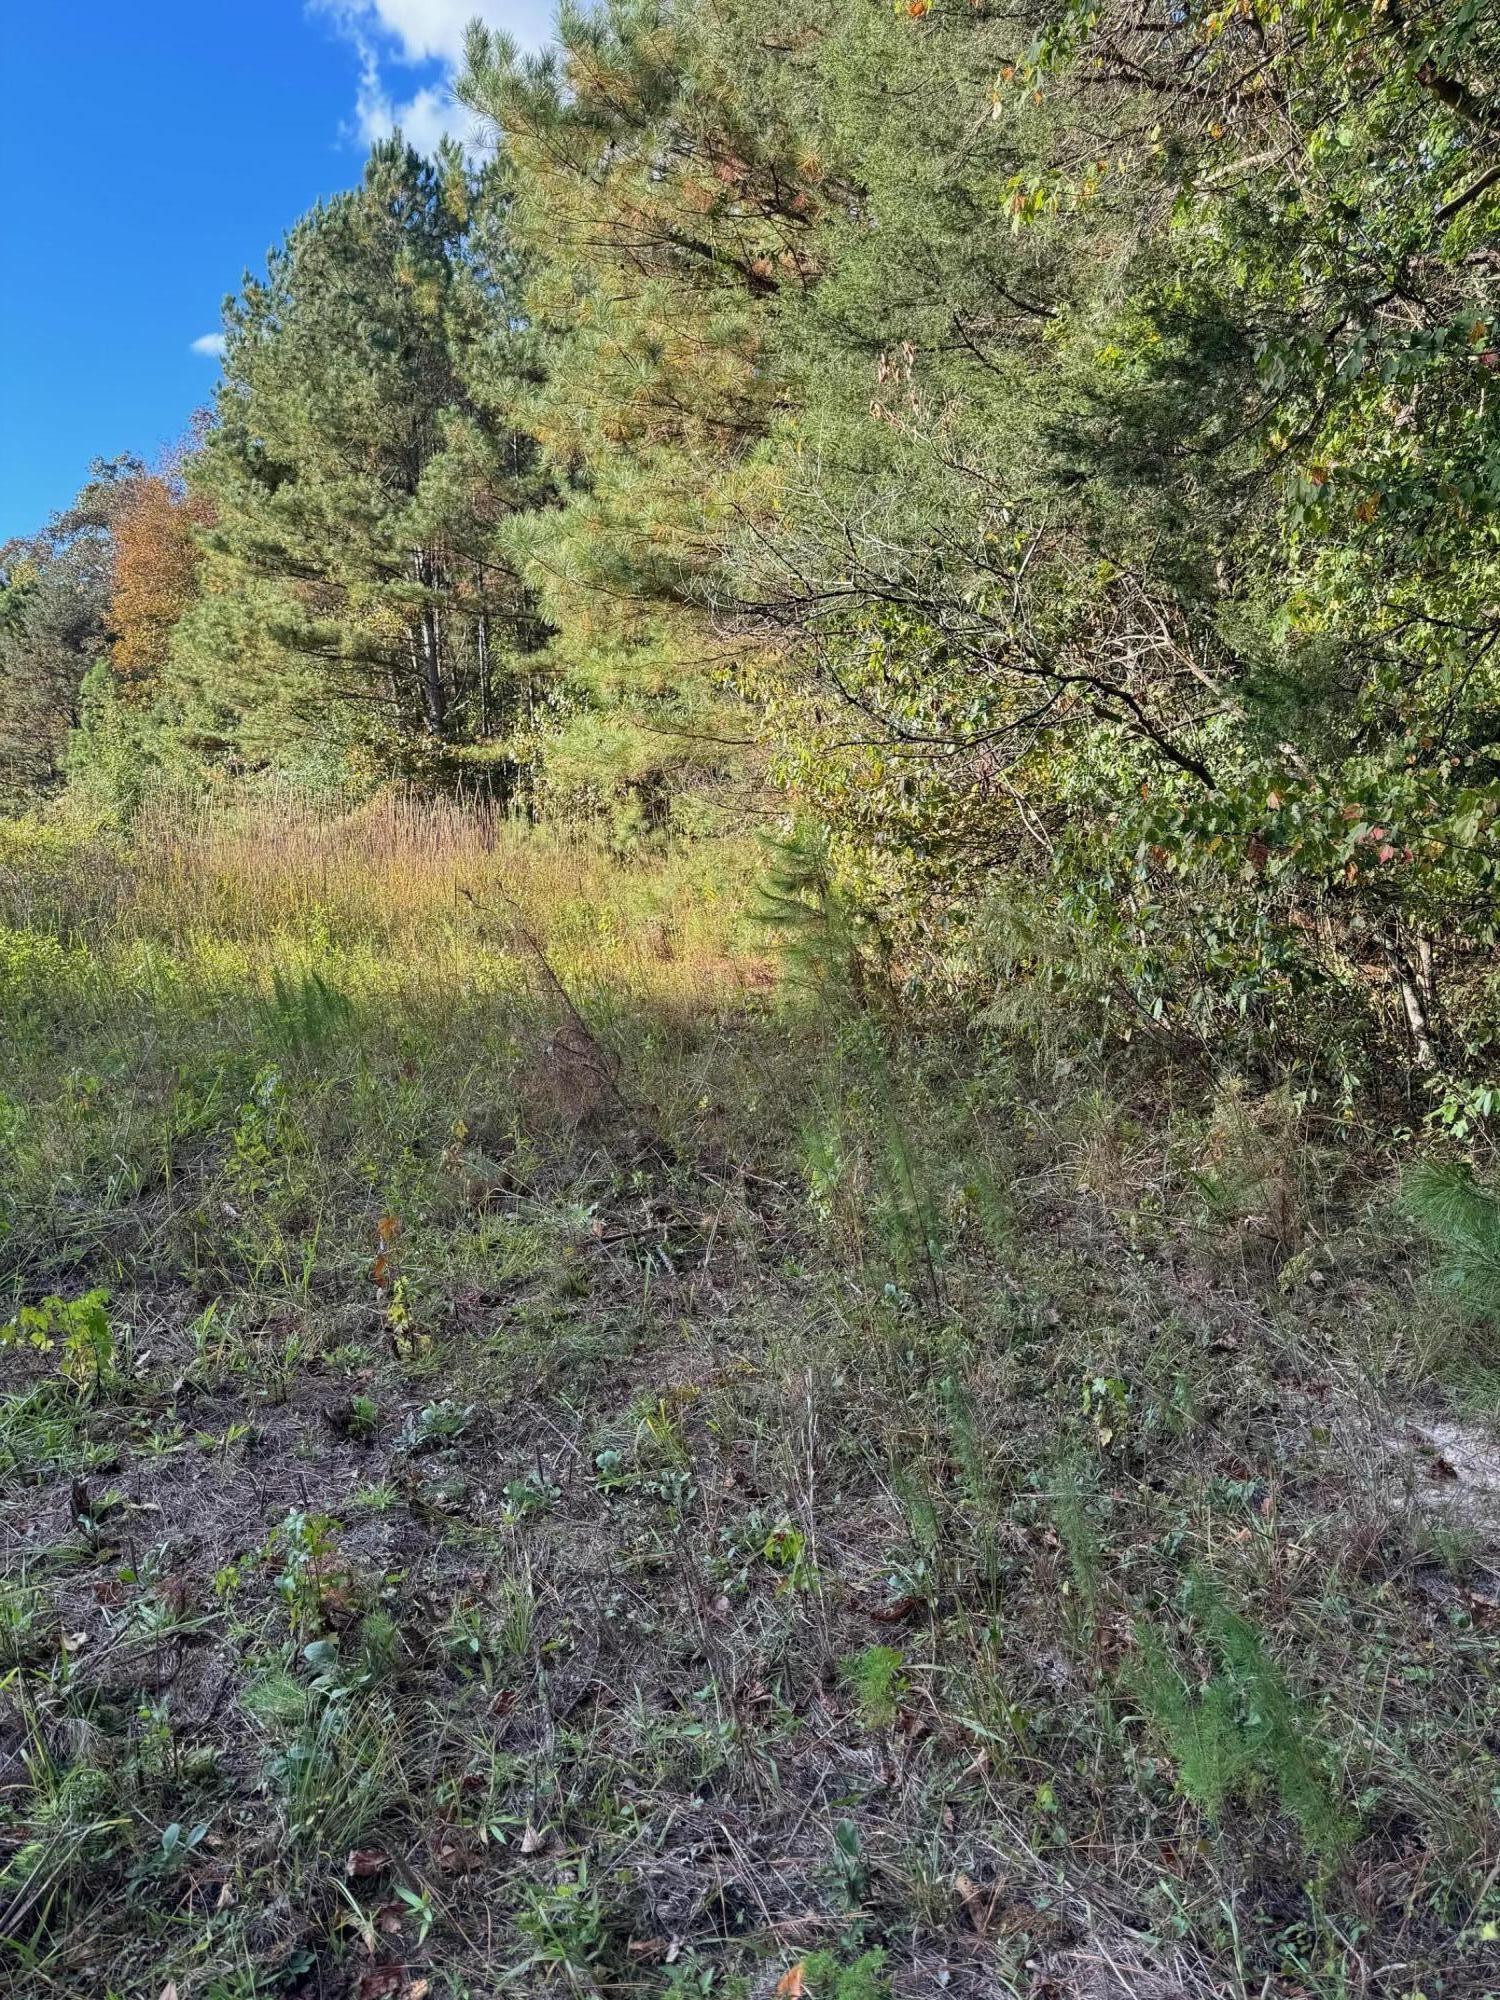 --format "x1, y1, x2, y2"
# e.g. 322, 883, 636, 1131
0, 793, 770, 1015
0, 795, 783, 1306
